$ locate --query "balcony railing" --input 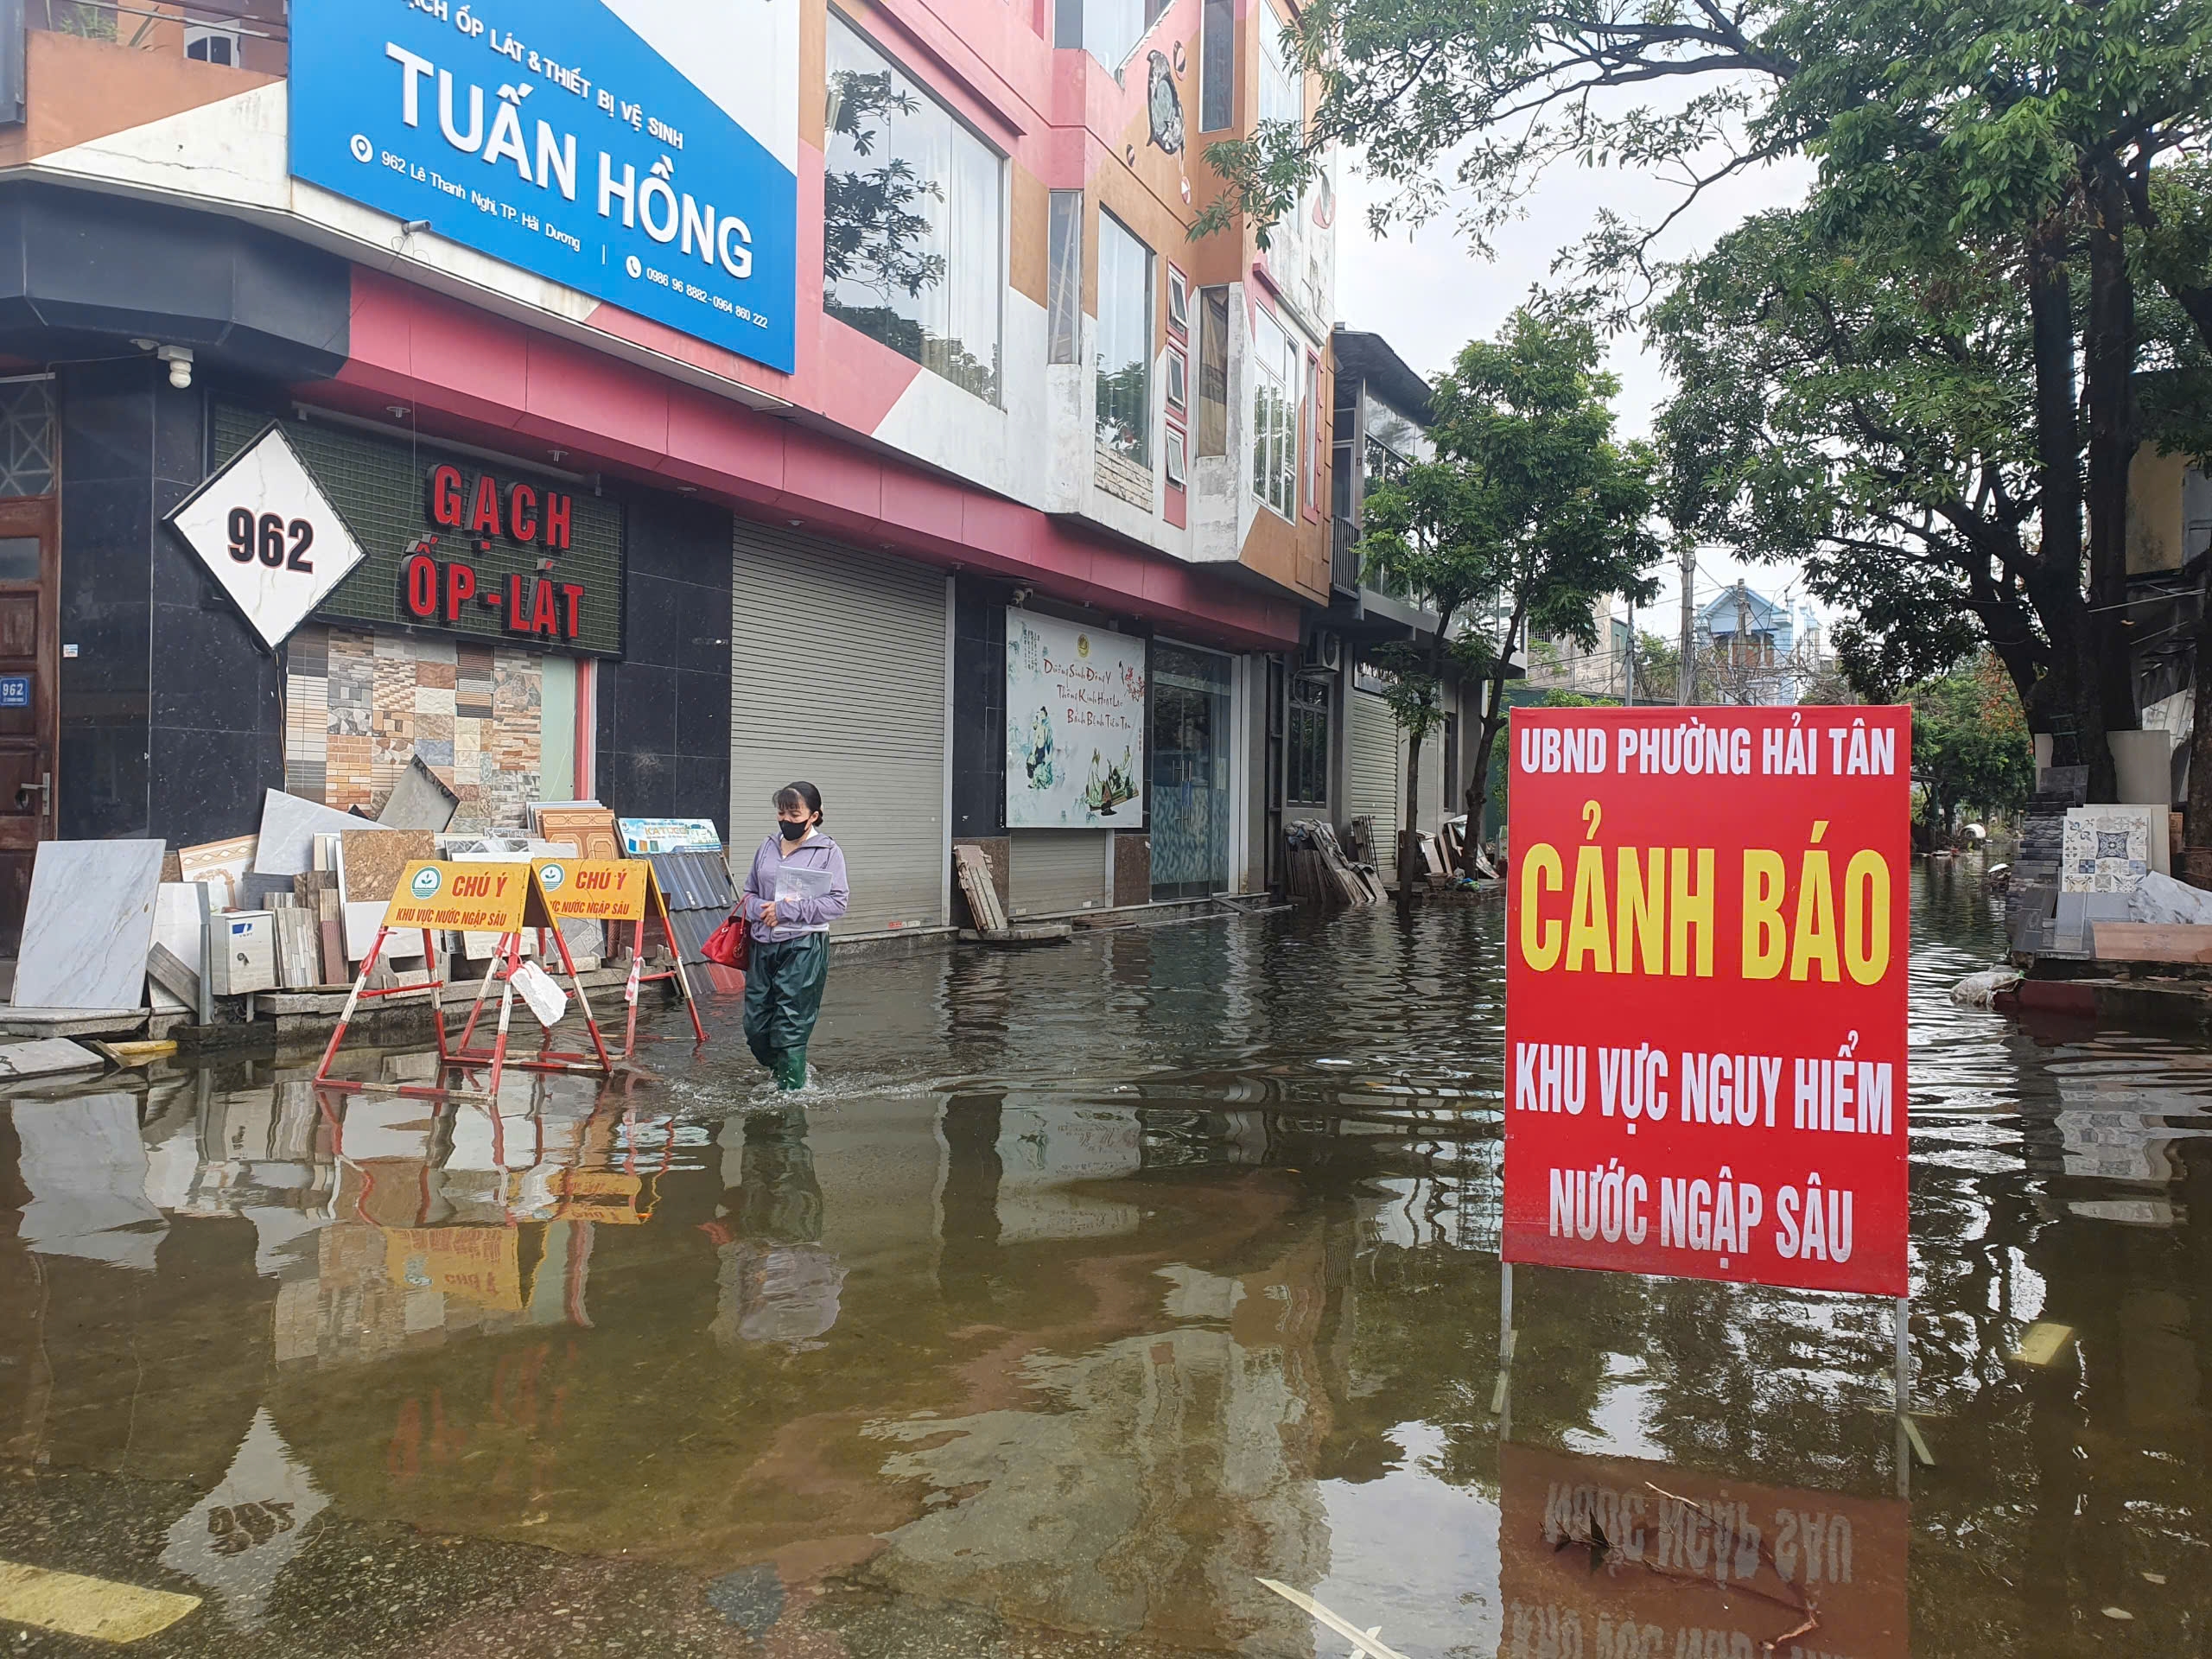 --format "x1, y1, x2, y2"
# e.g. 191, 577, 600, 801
1331, 517, 1361, 594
